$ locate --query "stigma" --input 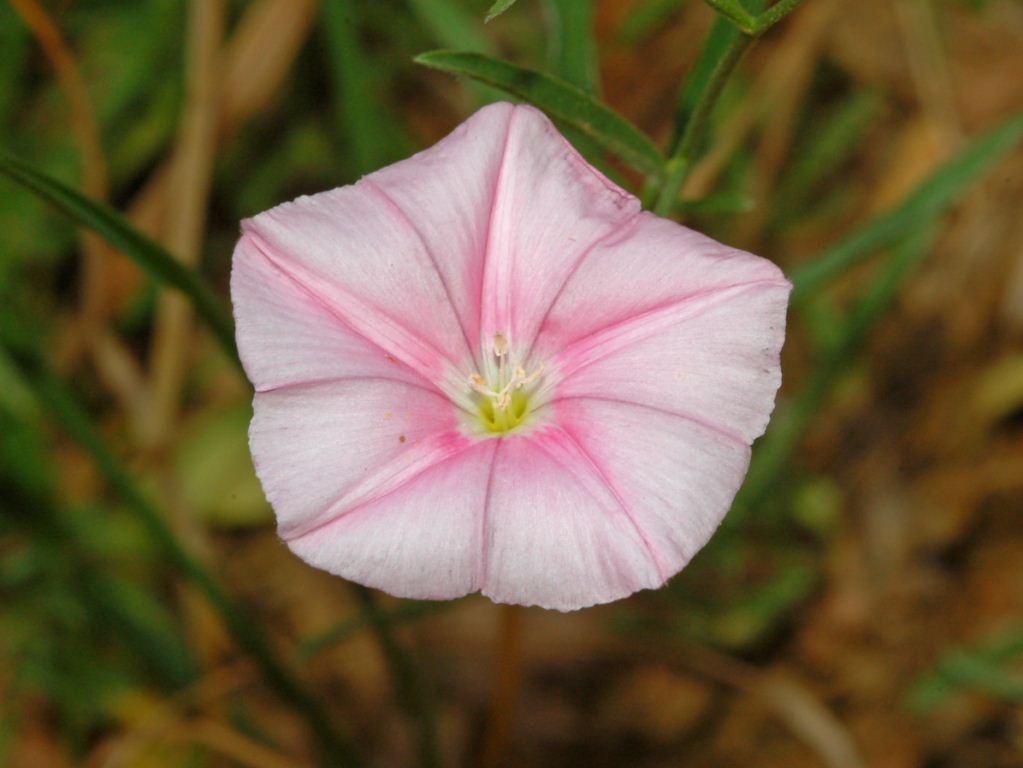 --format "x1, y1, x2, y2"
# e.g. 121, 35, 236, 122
467, 334, 545, 434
